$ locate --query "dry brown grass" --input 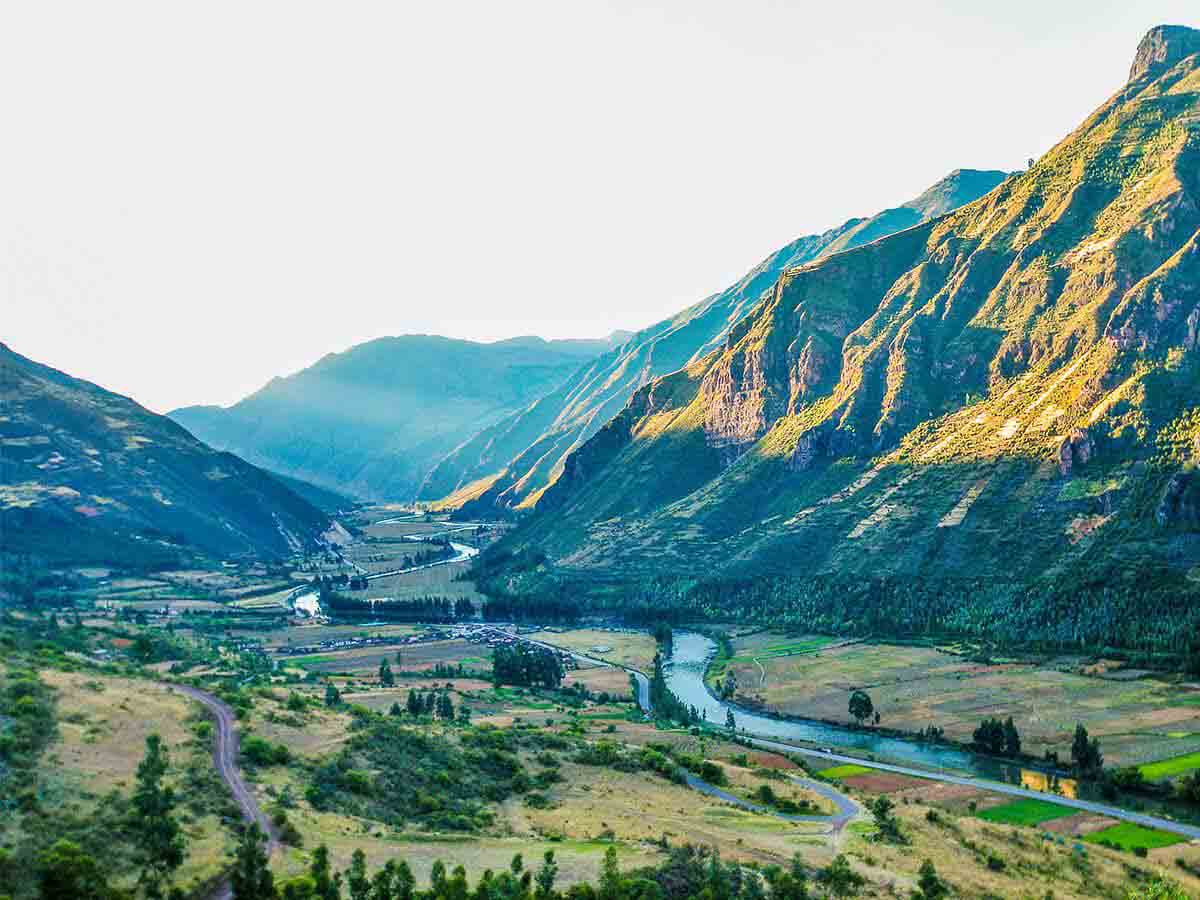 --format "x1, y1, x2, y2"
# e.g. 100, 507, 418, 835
530, 629, 658, 674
